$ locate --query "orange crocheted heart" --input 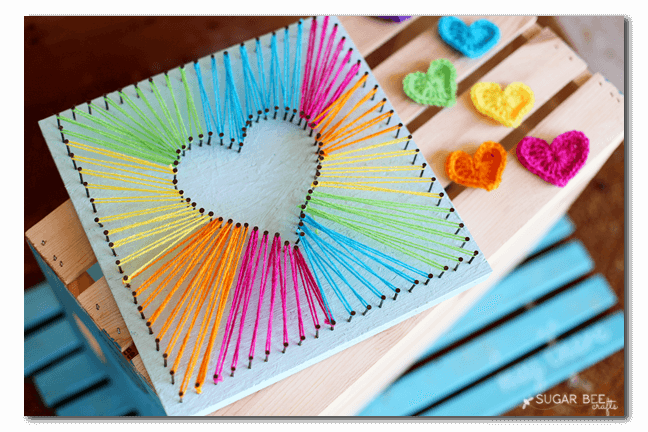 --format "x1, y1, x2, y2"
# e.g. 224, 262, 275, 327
445, 141, 508, 191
